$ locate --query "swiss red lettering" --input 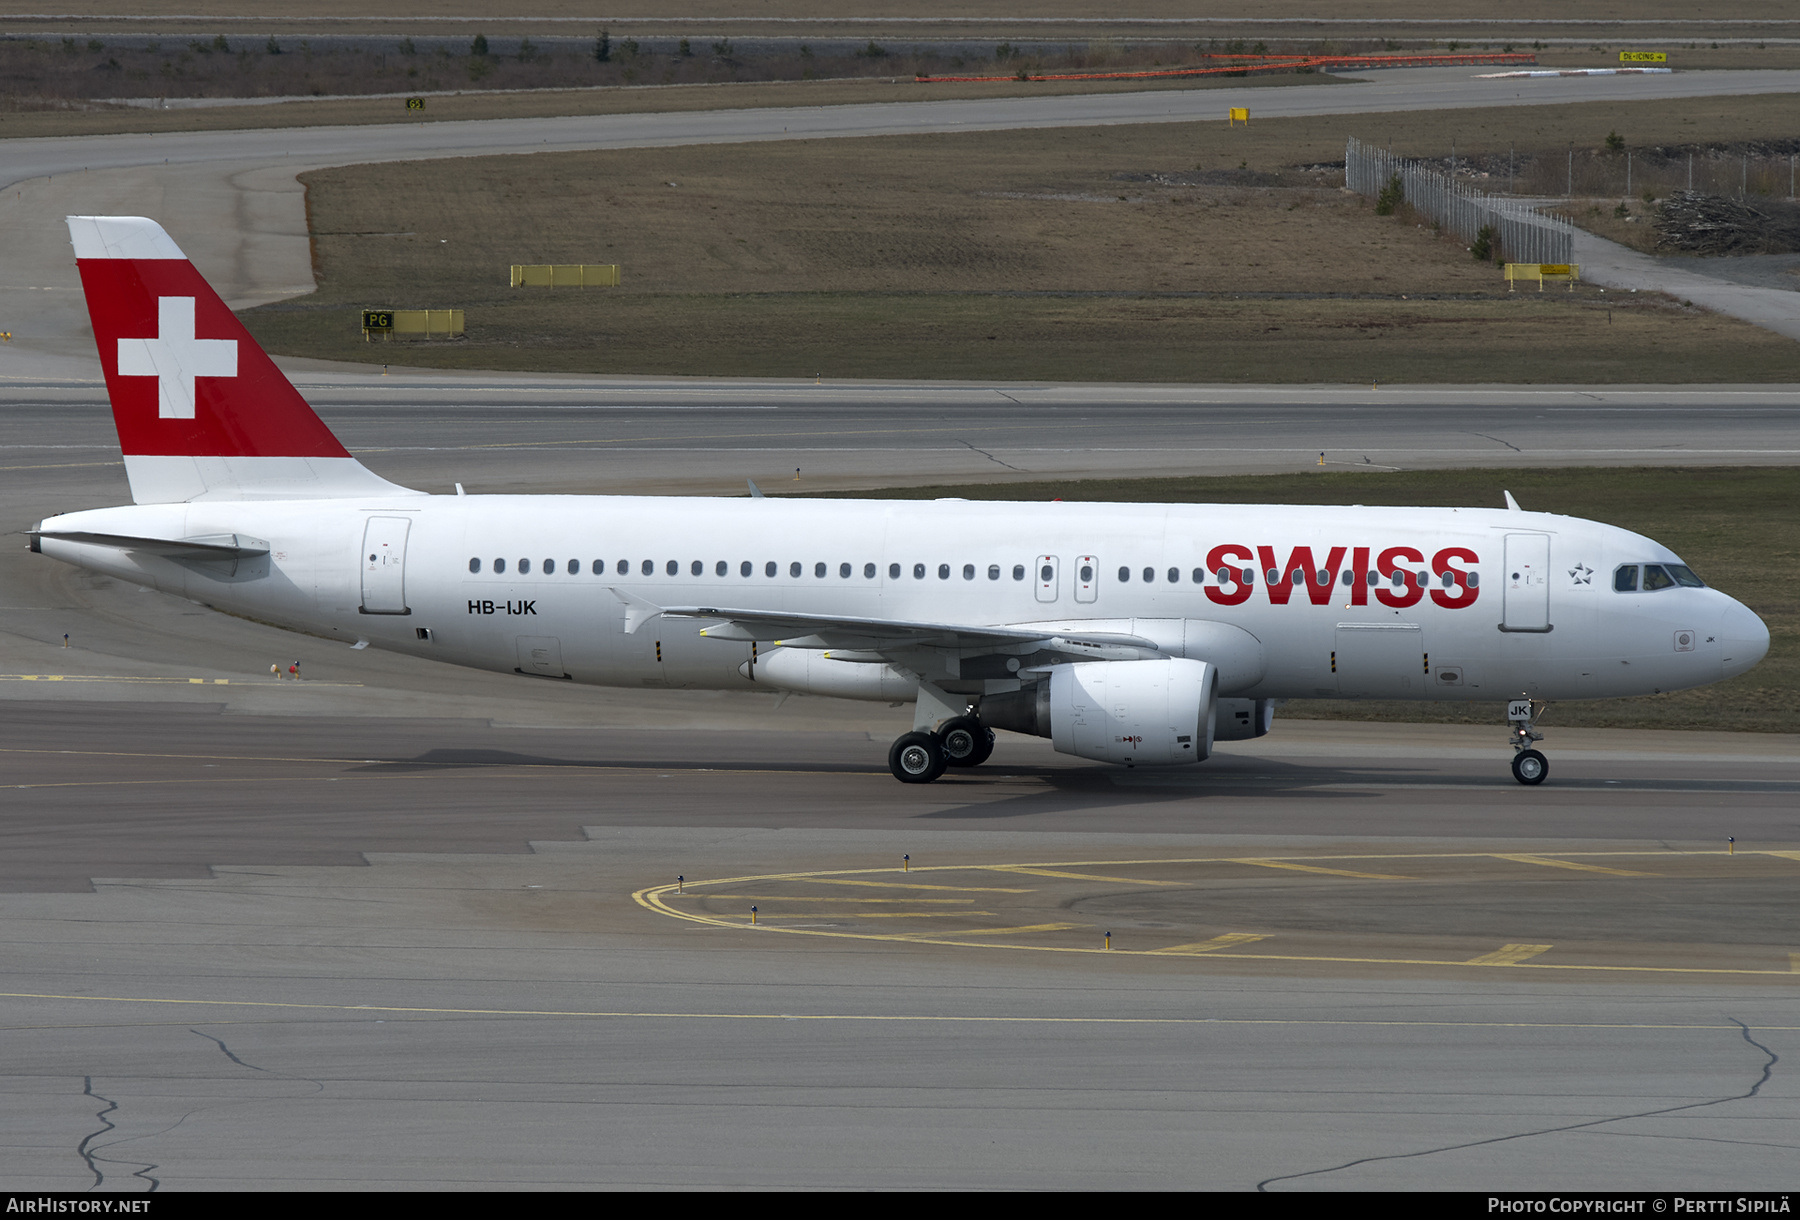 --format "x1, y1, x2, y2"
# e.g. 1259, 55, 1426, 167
1204, 543, 1253, 606
1256, 545, 1347, 606
1375, 545, 1425, 608
1430, 546, 1480, 609
1350, 545, 1370, 606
